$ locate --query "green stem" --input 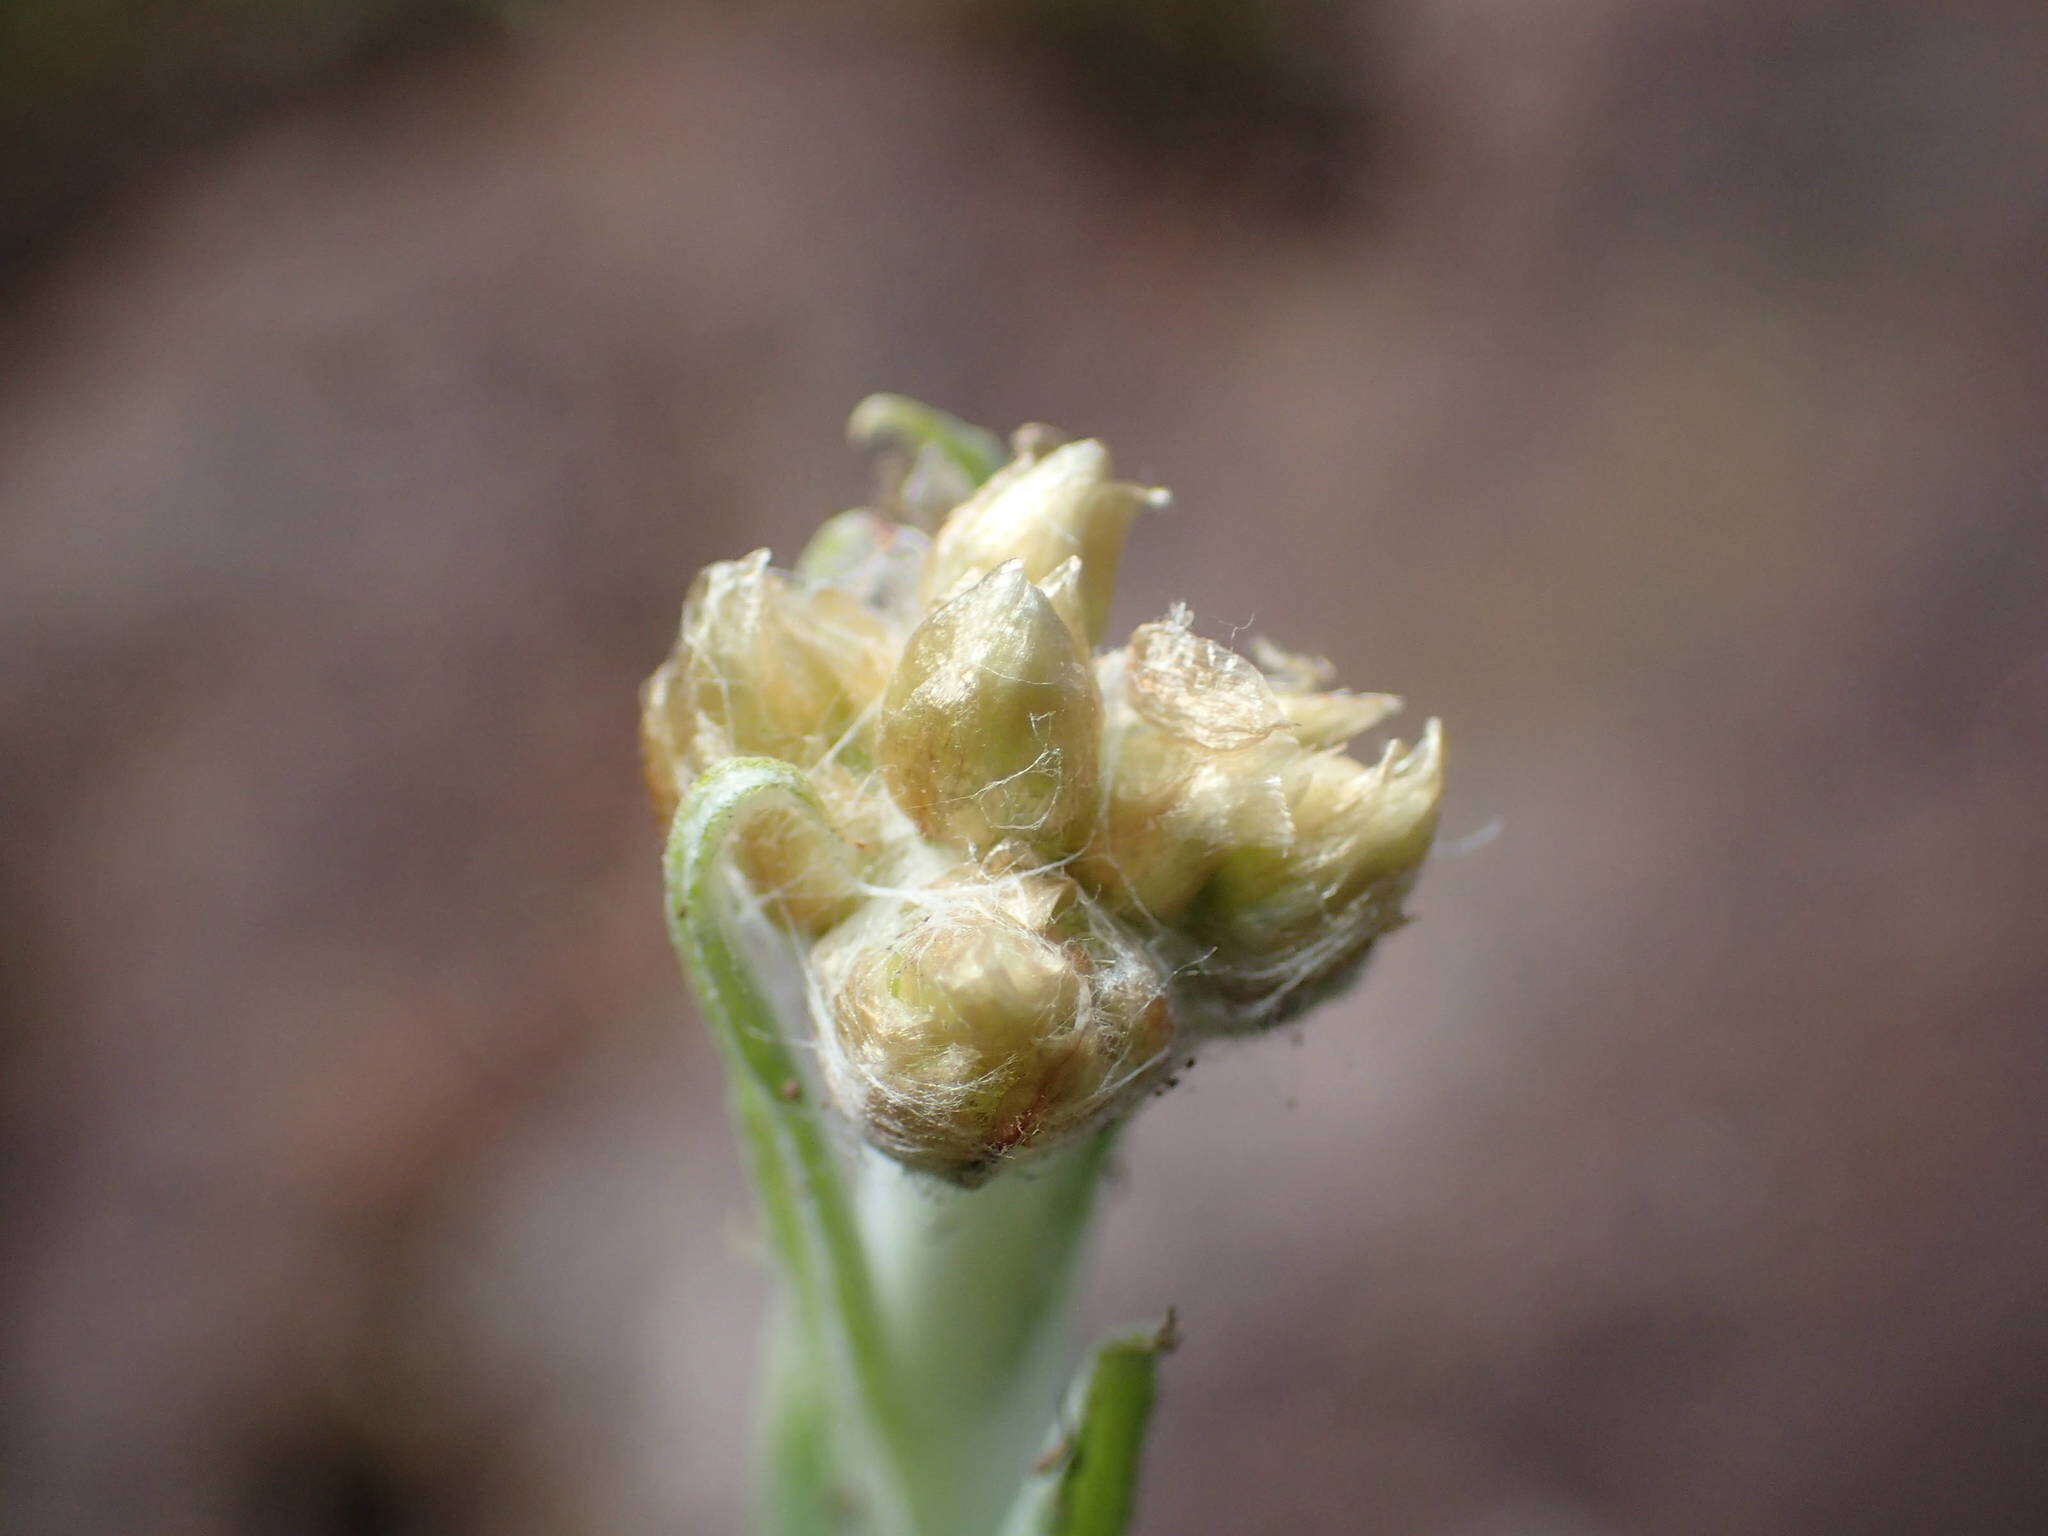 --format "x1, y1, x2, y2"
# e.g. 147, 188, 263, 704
759, 1297, 836, 1536
857, 1135, 1115, 1535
